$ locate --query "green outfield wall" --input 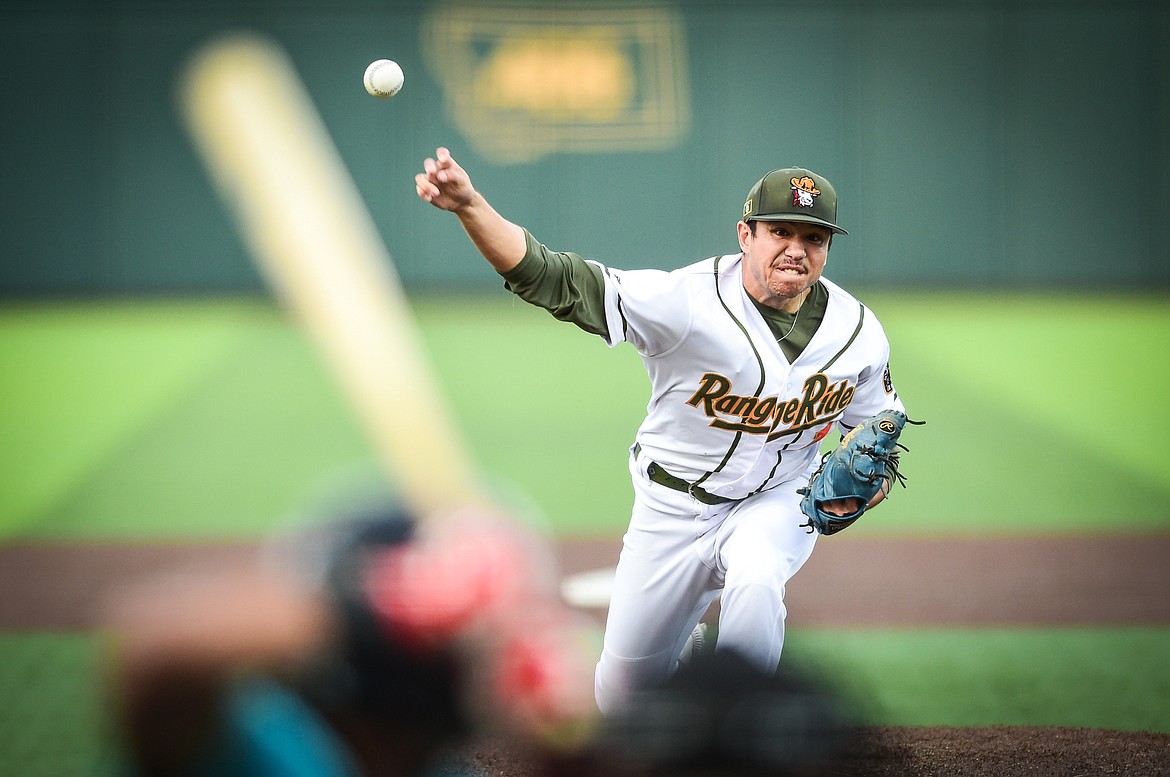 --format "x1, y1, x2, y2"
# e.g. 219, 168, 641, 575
1, 0, 1166, 295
